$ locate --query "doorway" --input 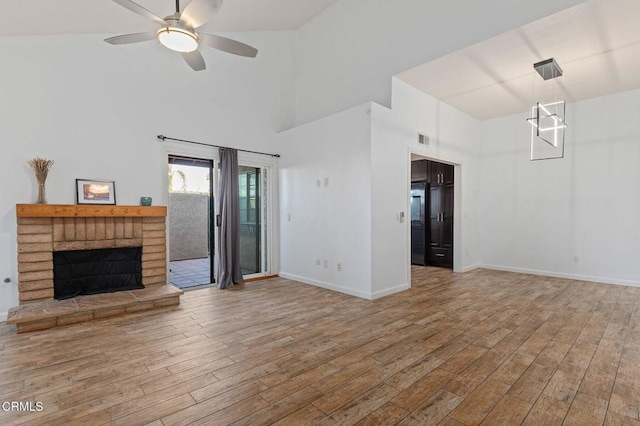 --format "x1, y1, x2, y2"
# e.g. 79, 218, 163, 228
168, 155, 215, 289
410, 158, 454, 269
166, 153, 273, 288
